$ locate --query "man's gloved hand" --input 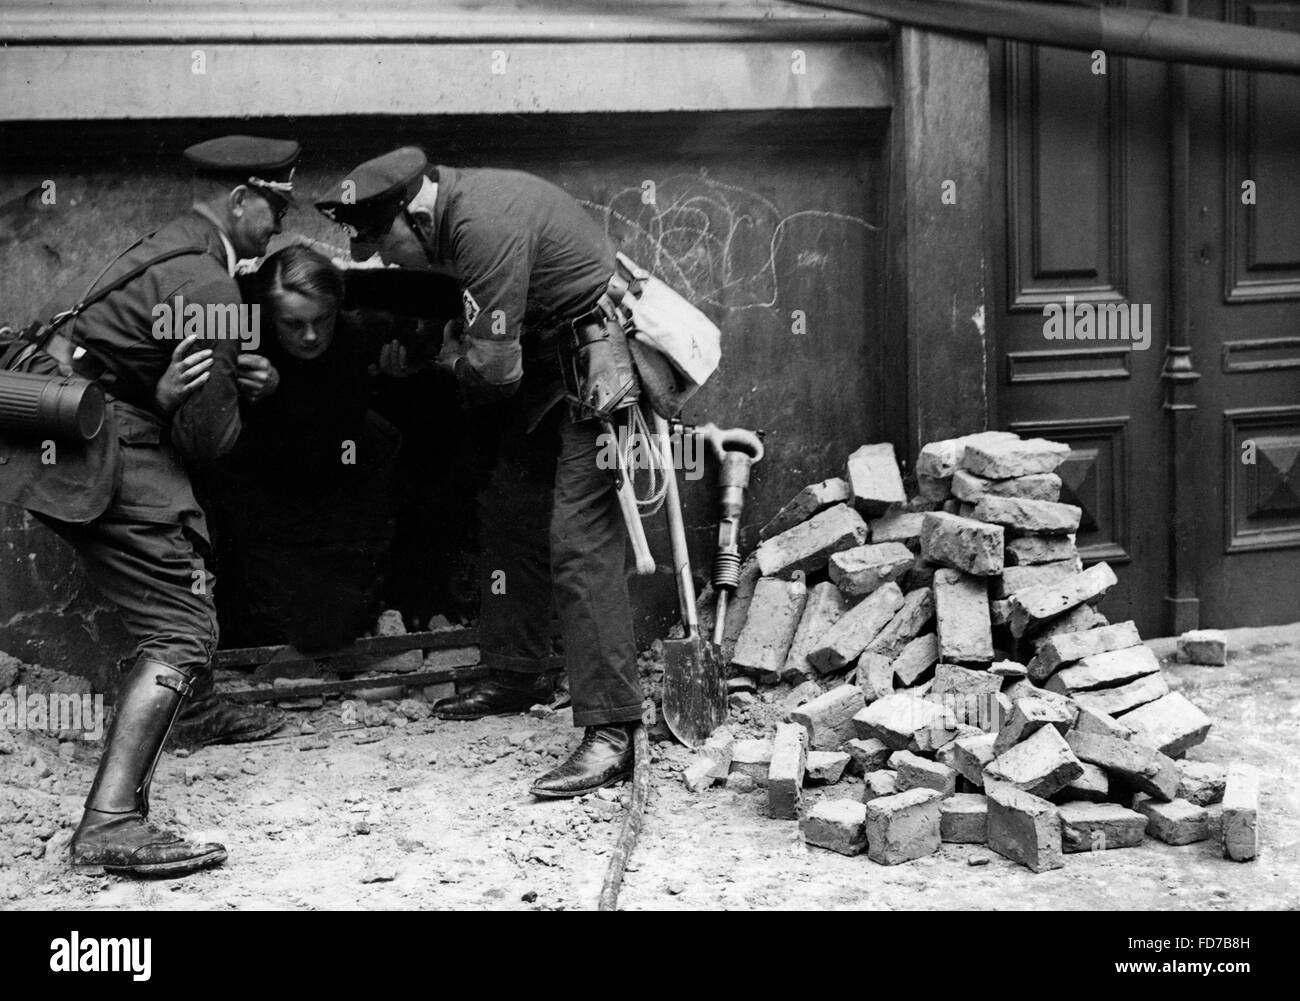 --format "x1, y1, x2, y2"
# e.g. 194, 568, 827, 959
236, 352, 280, 403
154, 334, 214, 416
